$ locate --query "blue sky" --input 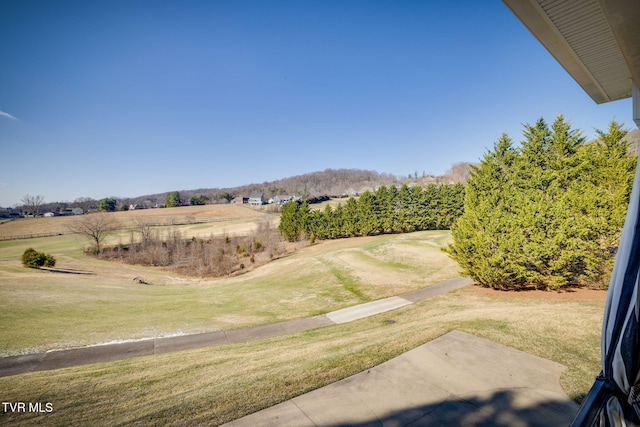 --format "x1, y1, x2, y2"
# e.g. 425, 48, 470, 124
0, 1, 633, 207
